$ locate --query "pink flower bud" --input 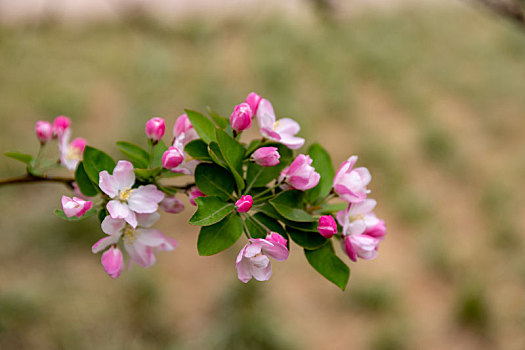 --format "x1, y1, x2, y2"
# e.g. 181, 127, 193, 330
61, 195, 93, 218
35, 121, 53, 143
145, 117, 166, 141
235, 195, 253, 213
53, 115, 71, 138
266, 232, 287, 246
317, 215, 337, 238
230, 102, 253, 131
162, 146, 184, 169
252, 147, 280, 167
342, 234, 379, 262
161, 196, 185, 214
70, 137, 87, 153
333, 156, 371, 203
245, 92, 262, 115
281, 154, 320, 191
188, 186, 206, 206
101, 246, 123, 279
